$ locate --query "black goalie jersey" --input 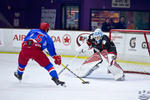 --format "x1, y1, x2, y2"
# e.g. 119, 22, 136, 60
87, 34, 117, 55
